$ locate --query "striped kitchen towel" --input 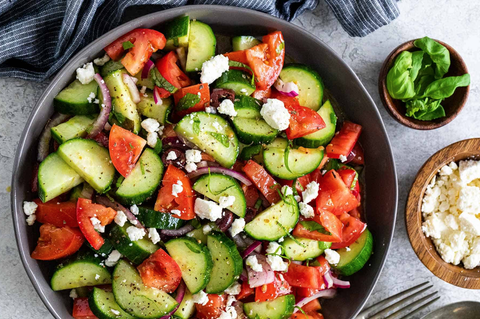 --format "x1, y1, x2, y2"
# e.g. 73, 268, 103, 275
0, 0, 399, 81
